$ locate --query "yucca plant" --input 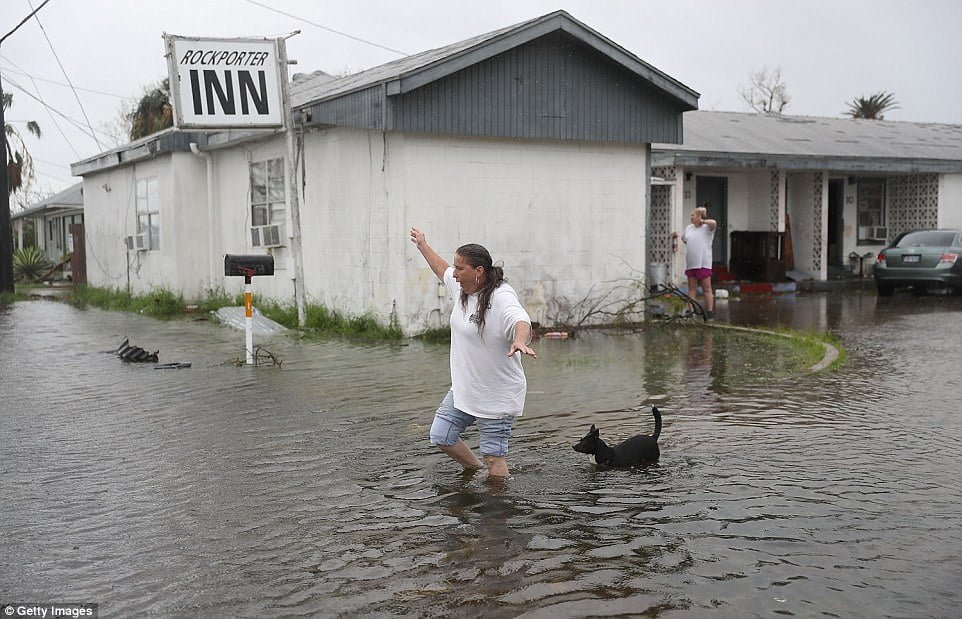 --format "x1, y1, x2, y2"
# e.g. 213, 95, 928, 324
13, 246, 52, 282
